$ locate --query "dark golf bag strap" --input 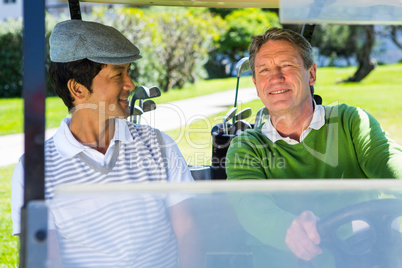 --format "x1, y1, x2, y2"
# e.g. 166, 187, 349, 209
154, 128, 169, 178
